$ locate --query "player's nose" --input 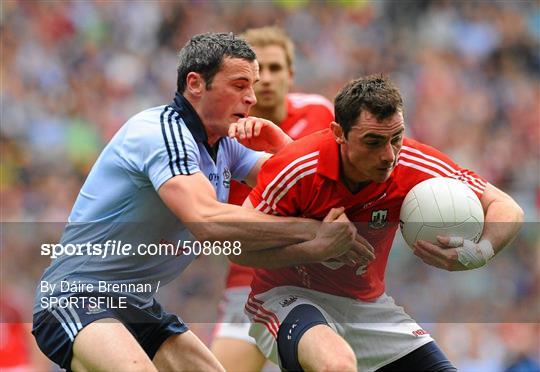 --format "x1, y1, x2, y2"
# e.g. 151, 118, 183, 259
244, 86, 257, 106
380, 142, 395, 163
